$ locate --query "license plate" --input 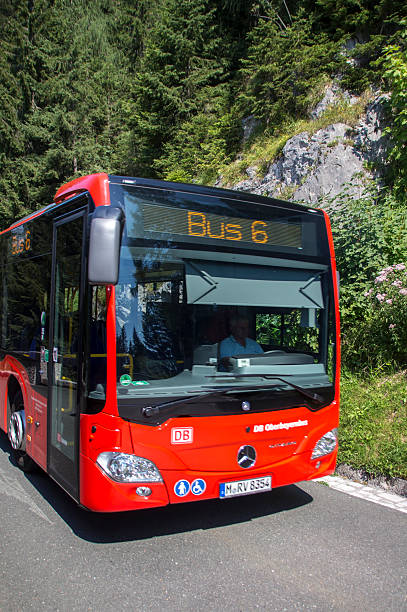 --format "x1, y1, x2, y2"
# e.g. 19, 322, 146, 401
219, 476, 272, 499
